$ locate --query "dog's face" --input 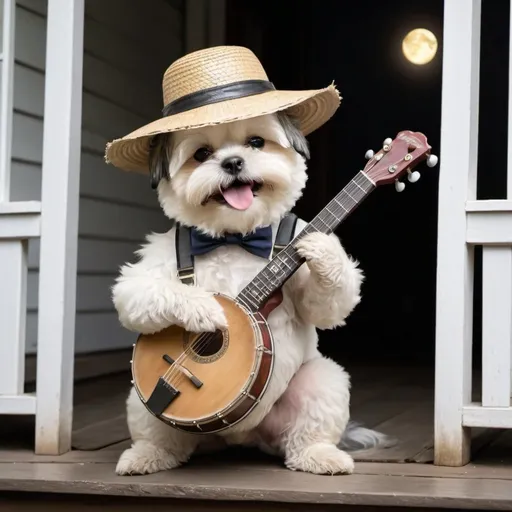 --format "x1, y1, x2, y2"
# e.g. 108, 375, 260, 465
155, 114, 309, 236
